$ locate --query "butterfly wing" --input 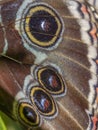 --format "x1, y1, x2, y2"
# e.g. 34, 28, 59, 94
33, 0, 97, 129
0, 0, 36, 64
0, 0, 98, 130
51, 0, 98, 129
87, 0, 98, 11
0, 57, 30, 118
